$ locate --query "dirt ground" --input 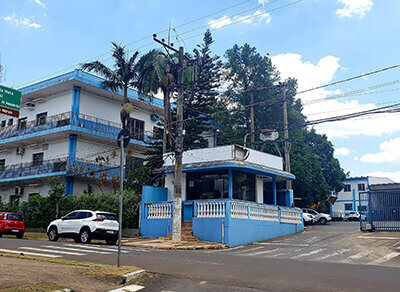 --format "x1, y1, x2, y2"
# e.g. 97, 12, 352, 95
0, 257, 123, 292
